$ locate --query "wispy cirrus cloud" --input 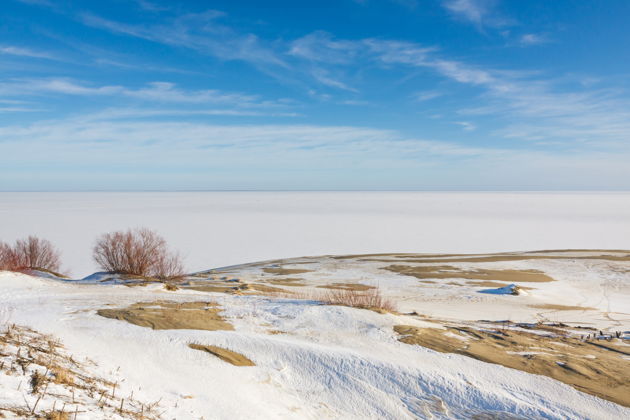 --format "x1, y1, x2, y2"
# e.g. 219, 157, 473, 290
413, 90, 444, 102
283, 32, 630, 147
519, 33, 550, 46
442, 0, 511, 28
0, 78, 286, 108
0, 45, 54, 59
4, 113, 630, 191
79, 11, 286, 68
455, 121, 476, 131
